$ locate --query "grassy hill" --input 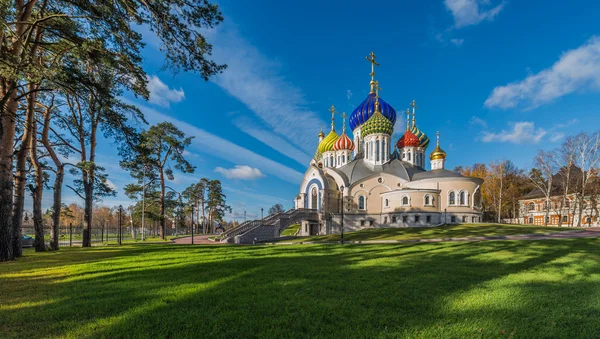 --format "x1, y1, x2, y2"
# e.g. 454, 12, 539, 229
2, 237, 600, 337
